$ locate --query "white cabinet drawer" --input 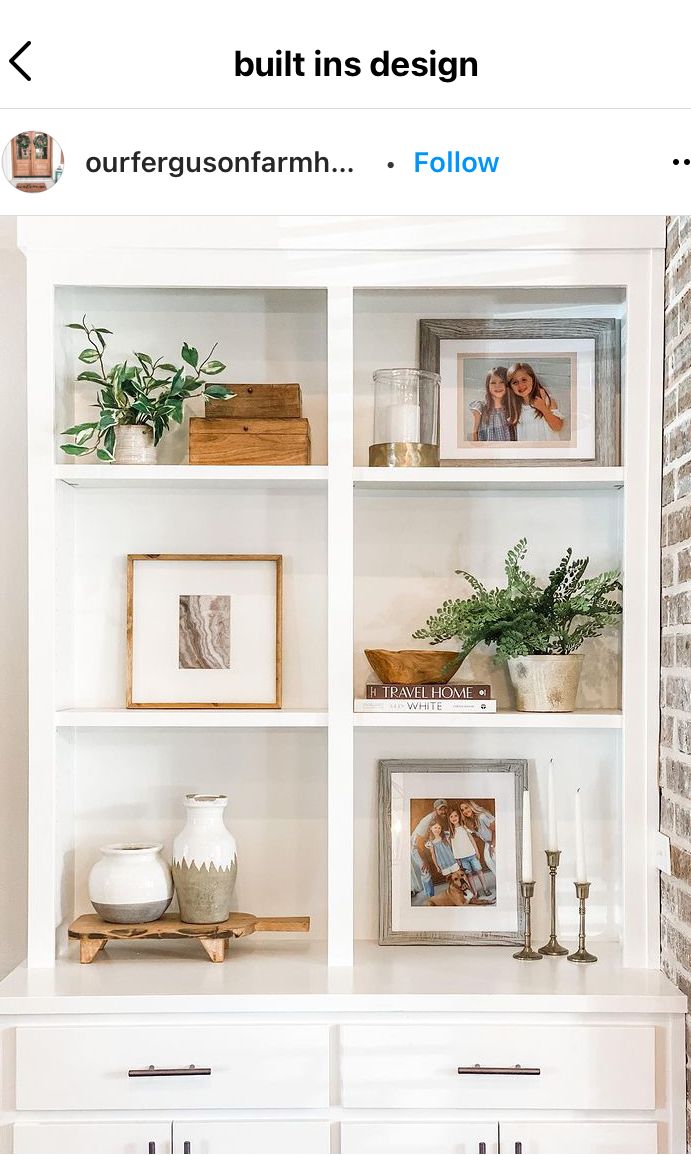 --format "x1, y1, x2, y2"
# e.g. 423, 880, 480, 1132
13, 1122, 171, 1154
341, 1122, 498, 1154
15, 1024, 329, 1110
340, 1023, 655, 1110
